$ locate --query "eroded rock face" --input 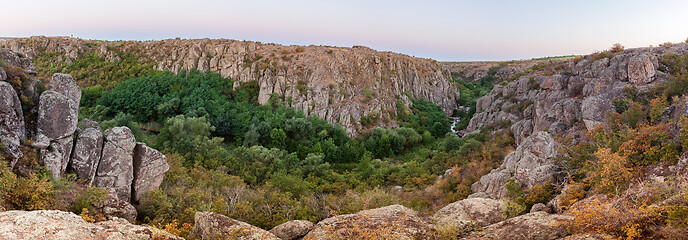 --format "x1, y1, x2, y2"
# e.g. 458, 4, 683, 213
269, 220, 314, 240
189, 212, 280, 240
70, 119, 103, 183
303, 205, 436, 240
0, 210, 181, 240
627, 54, 658, 84
472, 131, 564, 198
0, 81, 25, 164
94, 127, 136, 201
0, 49, 37, 75
37, 90, 78, 140
132, 142, 169, 202
581, 96, 615, 130
40, 137, 73, 179
463, 212, 572, 240
433, 197, 506, 228
2, 36, 459, 136
49, 73, 81, 106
